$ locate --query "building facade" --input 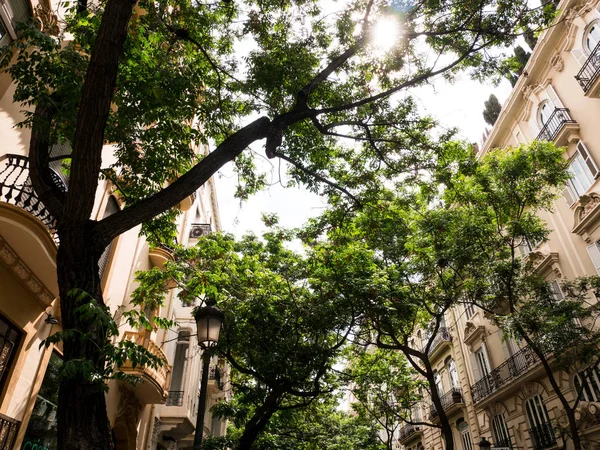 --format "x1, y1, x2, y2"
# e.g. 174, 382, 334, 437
0, 1, 228, 448
400, 0, 600, 448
